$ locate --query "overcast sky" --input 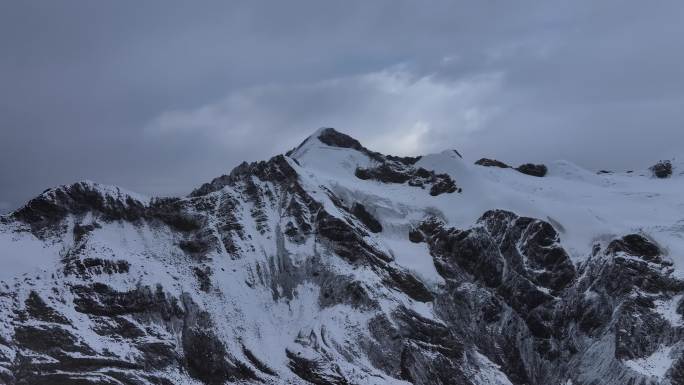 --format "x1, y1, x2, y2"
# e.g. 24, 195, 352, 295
2, 1, 684, 212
